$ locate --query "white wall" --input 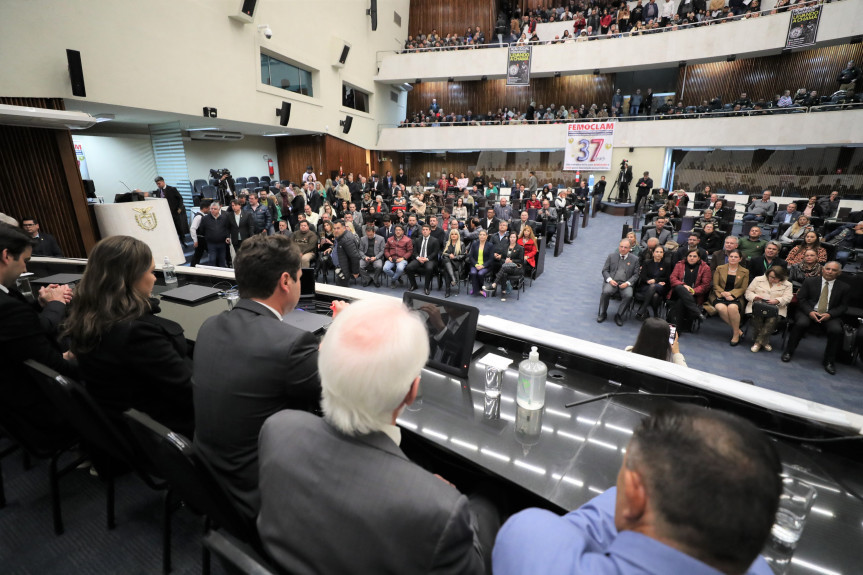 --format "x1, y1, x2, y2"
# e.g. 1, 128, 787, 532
0, 0, 410, 149
185, 136, 278, 186
376, 1, 862, 82
71, 134, 157, 203
378, 109, 863, 151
